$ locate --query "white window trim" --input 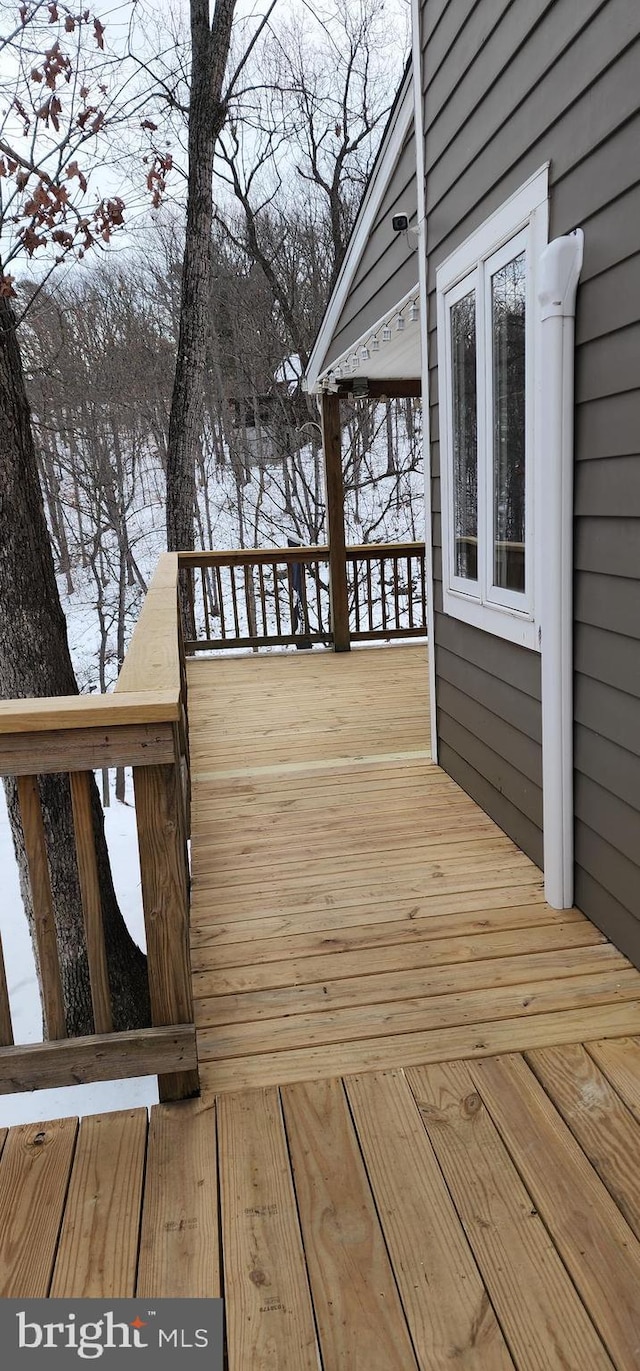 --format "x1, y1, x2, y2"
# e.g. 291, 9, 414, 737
436, 165, 549, 652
